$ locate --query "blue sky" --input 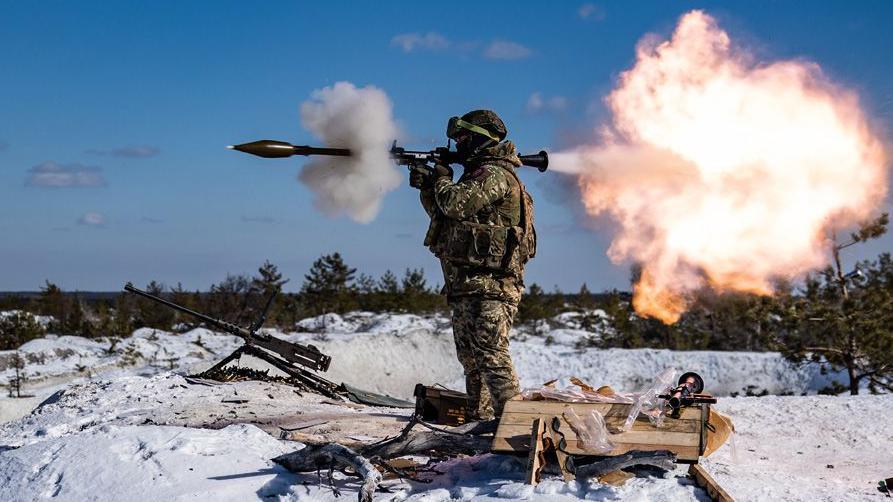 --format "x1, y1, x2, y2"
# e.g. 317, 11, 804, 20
2, 1, 892, 292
